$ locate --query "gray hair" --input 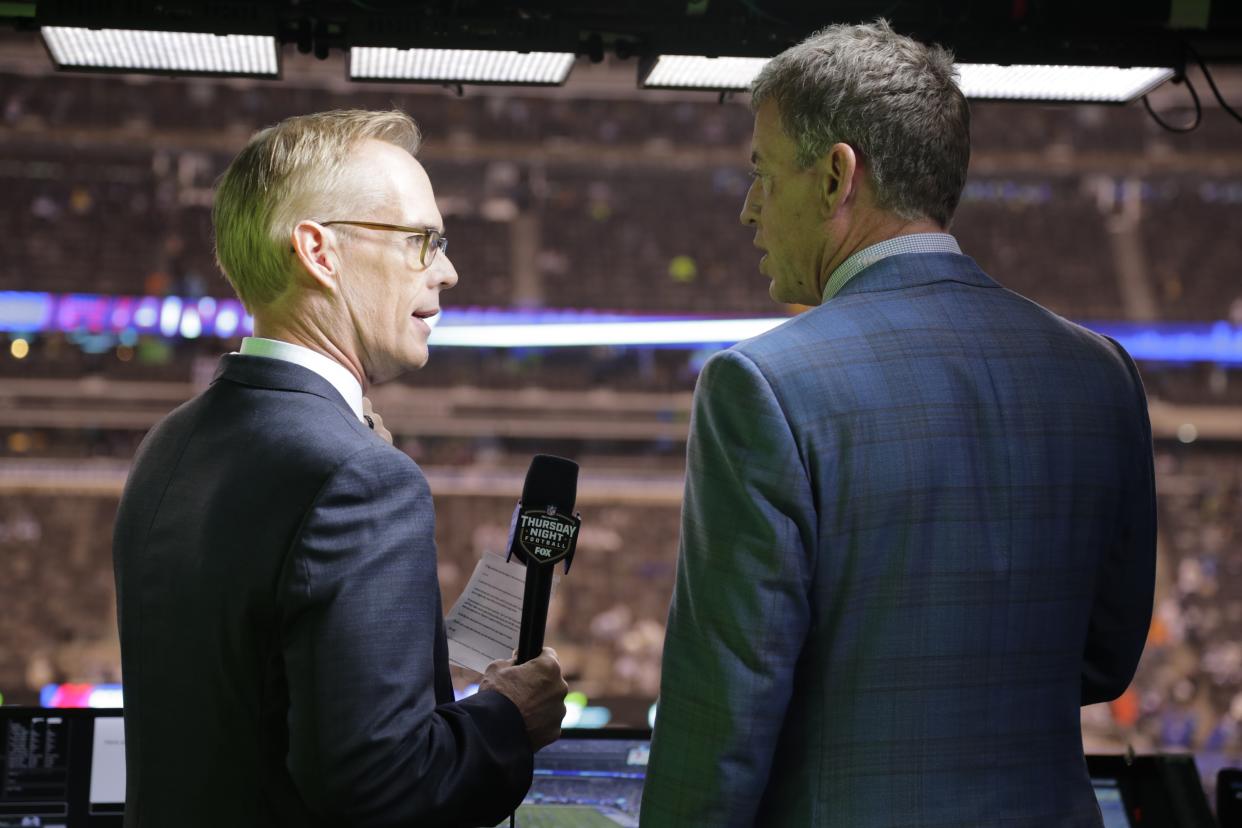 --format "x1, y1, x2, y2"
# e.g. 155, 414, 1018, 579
750, 19, 970, 227
213, 109, 422, 309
